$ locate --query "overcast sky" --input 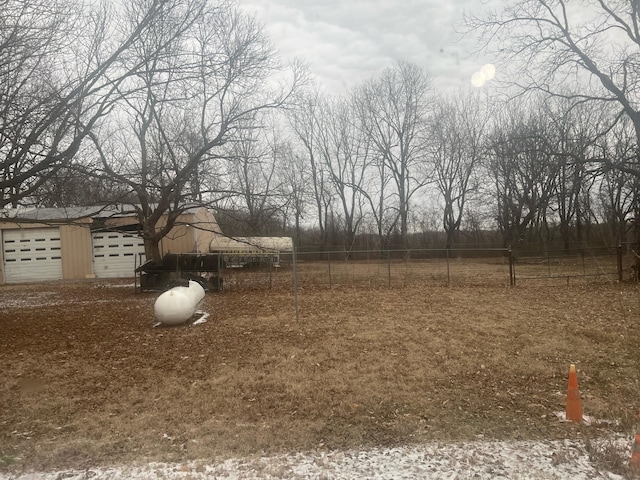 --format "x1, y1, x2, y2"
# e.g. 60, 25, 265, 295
236, 0, 500, 95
